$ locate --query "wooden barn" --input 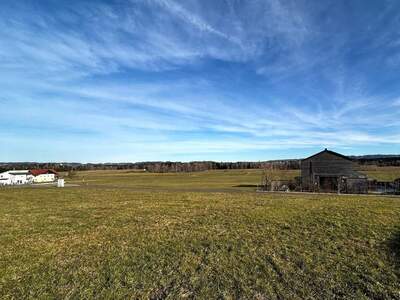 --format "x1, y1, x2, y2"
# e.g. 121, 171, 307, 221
301, 149, 368, 193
